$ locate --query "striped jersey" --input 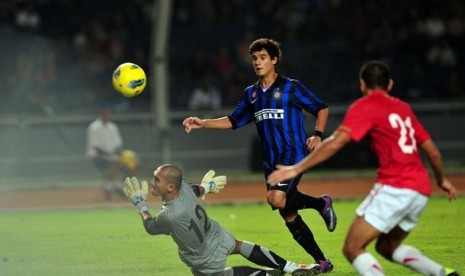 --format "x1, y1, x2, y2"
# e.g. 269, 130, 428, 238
229, 75, 327, 170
